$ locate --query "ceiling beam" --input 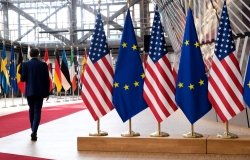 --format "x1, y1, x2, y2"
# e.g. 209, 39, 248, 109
5, 1, 71, 44
77, 0, 142, 44
14, 2, 69, 42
